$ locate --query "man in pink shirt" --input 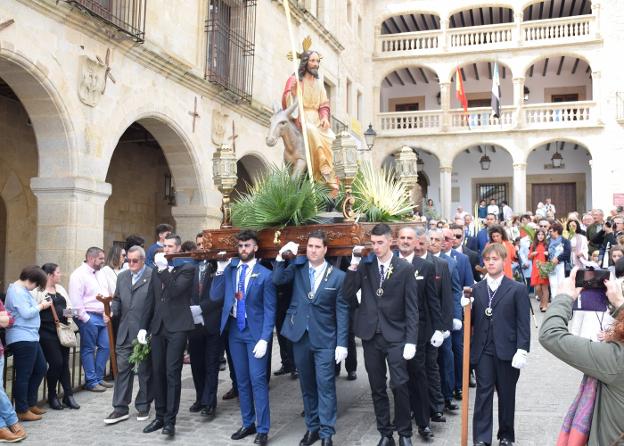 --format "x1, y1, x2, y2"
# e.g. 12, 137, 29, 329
69, 247, 111, 392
